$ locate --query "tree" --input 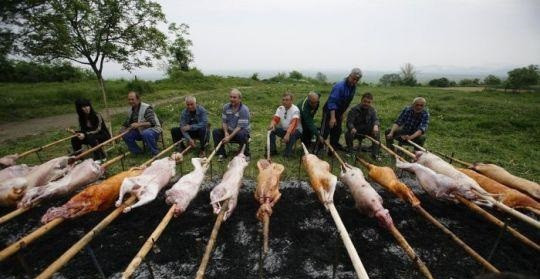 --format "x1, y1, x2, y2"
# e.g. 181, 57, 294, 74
315, 72, 327, 82
167, 23, 193, 72
506, 65, 539, 91
428, 77, 450, 87
5, 0, 171, 128
379, 73, 401, 86
400, 63, 417, 86
250, 72, 259, 81
289, 70, 304, 80
484, 75, 501, 88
